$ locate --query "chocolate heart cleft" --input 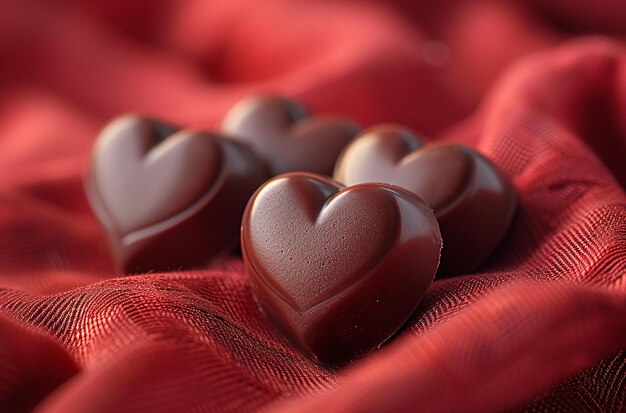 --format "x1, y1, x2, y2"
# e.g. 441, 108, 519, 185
334, 125, 517, 276
242, 172, 442, 364
222, 95, 360, 177
85, 114, 267, 274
